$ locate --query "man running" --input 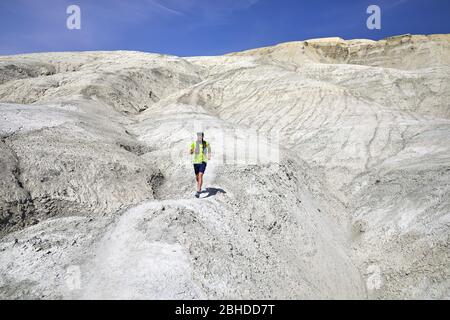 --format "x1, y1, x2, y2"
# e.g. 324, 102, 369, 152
190, 132, 211, 198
